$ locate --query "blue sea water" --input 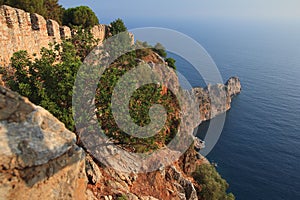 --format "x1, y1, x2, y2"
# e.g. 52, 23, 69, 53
127, 19, 300, 199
